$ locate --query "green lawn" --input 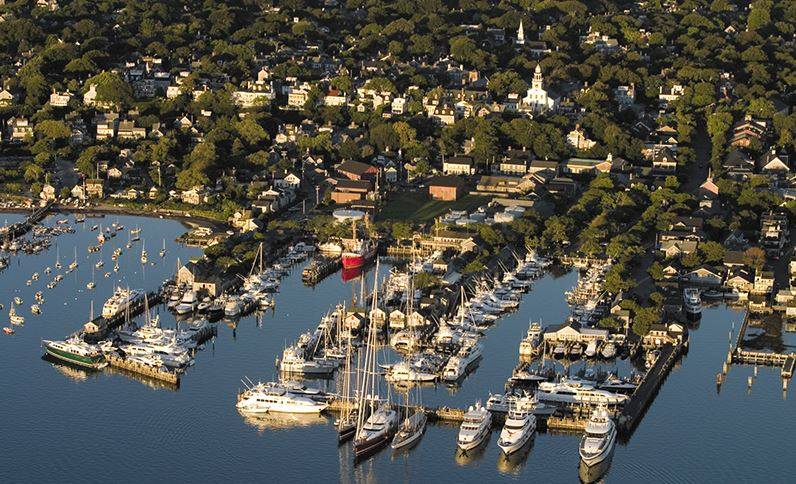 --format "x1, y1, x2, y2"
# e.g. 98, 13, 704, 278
379, 192, 488, 222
